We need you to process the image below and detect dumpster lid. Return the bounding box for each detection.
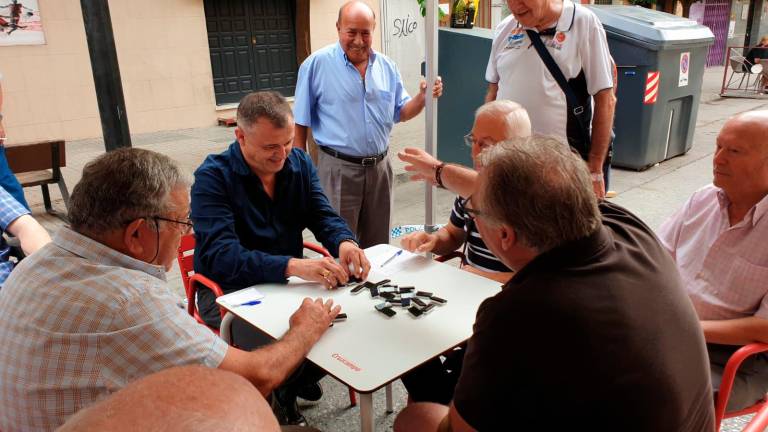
[587,5,714,48]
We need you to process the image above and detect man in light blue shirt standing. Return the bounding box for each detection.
[293,0,442,248]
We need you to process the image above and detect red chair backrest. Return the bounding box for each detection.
[176,233,217,331]
[176,233,196,302]
[302,241,332,258]
[715,342,768,430]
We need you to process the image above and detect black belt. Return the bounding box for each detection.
[319,146,387,166]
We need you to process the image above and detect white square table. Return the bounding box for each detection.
[217,244,502,432]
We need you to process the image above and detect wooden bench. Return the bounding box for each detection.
[217,117,236,127]
[4,140,69,221]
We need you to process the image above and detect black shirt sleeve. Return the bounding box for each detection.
[452,296,507,430]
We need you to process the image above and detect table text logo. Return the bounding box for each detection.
[332,353,361,372]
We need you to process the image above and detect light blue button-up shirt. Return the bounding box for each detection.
[294,42,411,157]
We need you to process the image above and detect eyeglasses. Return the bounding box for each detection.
[153,216,193,235]
[463,133,496,150]
[463,195,487,220]
[463,133,474,148]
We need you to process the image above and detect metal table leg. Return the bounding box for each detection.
[220,312,234,345]
[385,383,394,413]
[360,392,374,432]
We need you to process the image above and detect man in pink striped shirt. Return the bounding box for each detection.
[659,110,768,411]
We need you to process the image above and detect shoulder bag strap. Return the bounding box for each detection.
[525,28,593,159]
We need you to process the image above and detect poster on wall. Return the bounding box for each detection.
[0,0,45,46]
[381,0,425,97]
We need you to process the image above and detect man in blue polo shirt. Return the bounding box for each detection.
[191,91,370,426]
[293,1,442,248]
[0,185,50,286]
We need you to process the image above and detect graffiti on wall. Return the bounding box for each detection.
[392,13,418,39]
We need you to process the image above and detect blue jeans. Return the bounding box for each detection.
[0,146,28,210]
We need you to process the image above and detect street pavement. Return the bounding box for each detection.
[22,65,768,431]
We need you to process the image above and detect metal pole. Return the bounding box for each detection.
[424,0,438,234]
[81,0,131,151]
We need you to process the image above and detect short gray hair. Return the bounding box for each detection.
[475,100,531,139]
[236,91,293,130]
[68,148,191,235]
[478,136,600,252]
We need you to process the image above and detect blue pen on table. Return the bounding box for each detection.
[239,300,262,306]
[380,250,403,268]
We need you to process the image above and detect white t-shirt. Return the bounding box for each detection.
[485,0,613,143]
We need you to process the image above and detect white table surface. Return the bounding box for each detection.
[217,243,503,393]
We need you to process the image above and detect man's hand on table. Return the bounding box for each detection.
[286,257,348,289]
[289,298,341,342]
[401,231,437,253]
[339,240,371,280]
[398,147,442,186]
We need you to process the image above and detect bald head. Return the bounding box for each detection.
[57,366,280,432]
[336,1,376,67]
[721,111,768,149]
[470,100,532,169]
[713,110,768,203]
[475,100,532,140]
[337,1,376,25]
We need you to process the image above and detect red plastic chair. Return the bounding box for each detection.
[715,342,768,431]
[177,234,226,335]
[742,402,768,432]
[176,233,357,407]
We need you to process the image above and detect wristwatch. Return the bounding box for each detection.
[435,162,447,189]
[590,173,604,183]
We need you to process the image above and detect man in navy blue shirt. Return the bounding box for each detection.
[191,91,370,425]
[192,91,370,327]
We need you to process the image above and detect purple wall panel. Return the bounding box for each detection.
[701,0,732,67]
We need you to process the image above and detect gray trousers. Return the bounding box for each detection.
[709,343,768,411]
[317,150,393,248]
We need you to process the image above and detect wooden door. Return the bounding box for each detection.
[205,0,298,105]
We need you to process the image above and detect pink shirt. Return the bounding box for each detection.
[658,185,768,321]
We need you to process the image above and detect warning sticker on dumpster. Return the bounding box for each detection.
[644,71,660,104]
[679,52,690,87]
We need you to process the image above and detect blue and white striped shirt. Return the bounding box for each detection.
[450,195,511,273]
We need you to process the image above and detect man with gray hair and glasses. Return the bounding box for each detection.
[395,137,715,431]
[0,148,340,432]
[400,100,530,284]
[397,100,530,406]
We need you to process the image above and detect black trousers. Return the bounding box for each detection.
[231,317,326,398]
[400,345,466,405]
[708,343,768,411]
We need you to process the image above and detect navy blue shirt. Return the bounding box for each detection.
[191,143,356,327]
